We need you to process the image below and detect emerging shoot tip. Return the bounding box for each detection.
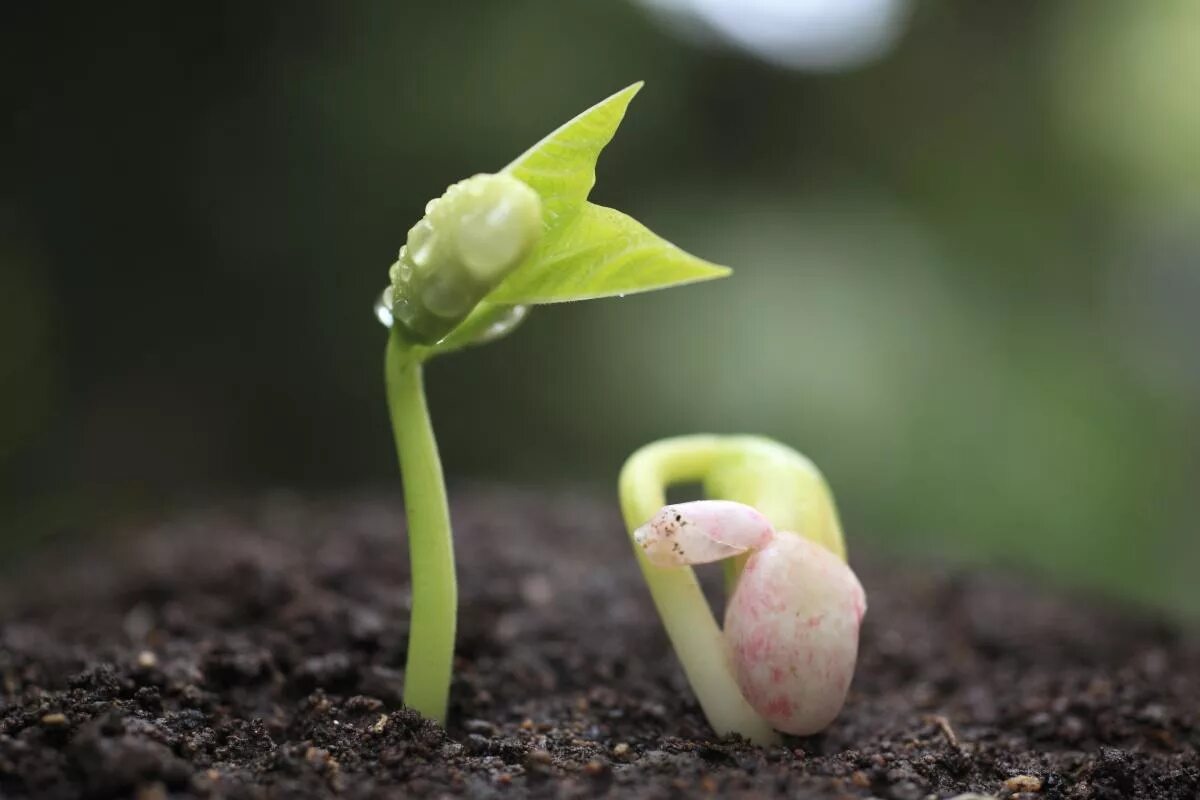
[619,436,866,739]
[388,173,542,344]
[634,500,774,567]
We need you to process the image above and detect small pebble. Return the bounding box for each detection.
[304,746,339,773]
[345,695,383,713]
[889,780,924,800]
[134,783,167,800]
[465,734,491,755]
[464,718,496,736]
[612,742,631,759]
[136,650,158,669]
[526,749,552,766]
[1003,775,1042,794]
[583,759,607,777]
[520,574,553,606]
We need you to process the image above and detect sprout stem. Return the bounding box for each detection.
[620,437,777,745]
[385,328,455,723]
[619,435,848,745]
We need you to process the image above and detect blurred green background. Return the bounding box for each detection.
[3,2,1198,615]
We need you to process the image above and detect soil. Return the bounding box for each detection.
[1,489,1197,799]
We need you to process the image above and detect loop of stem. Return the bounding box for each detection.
[618,435,846,744]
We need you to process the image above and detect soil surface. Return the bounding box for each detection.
[1,490,1197,799]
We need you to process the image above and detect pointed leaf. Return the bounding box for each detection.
[488,202,730,304]
[502,82,642,227]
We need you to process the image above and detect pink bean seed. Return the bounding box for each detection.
[724,533,866,735]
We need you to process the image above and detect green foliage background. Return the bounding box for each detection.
[3,2,1198,615]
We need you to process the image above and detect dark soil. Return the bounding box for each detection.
[1,490,1197,799]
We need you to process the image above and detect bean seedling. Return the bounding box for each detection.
[378,84,729,723]
[620,435,866,744]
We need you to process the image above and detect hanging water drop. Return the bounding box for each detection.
[374,289,395,328]
[473,305,530,344]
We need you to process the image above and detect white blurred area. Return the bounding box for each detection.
[638,0,913,71]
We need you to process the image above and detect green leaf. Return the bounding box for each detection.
[488,202,731,304]
[502,82,642,226]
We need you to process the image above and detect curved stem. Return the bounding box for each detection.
[620,437,775,744]
[386,329,455,723]
[619,435,847,744]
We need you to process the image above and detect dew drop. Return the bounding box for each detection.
[407,220,437,269]
[474,305,530,344]
[422,275,472,318]
[374,289,394,328]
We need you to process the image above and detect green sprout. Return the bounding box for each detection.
[619,435,865,744]
[379,84,730,724]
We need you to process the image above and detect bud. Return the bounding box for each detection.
[388,173,542,343]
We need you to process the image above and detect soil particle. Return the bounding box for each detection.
[1,489,1197,798]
